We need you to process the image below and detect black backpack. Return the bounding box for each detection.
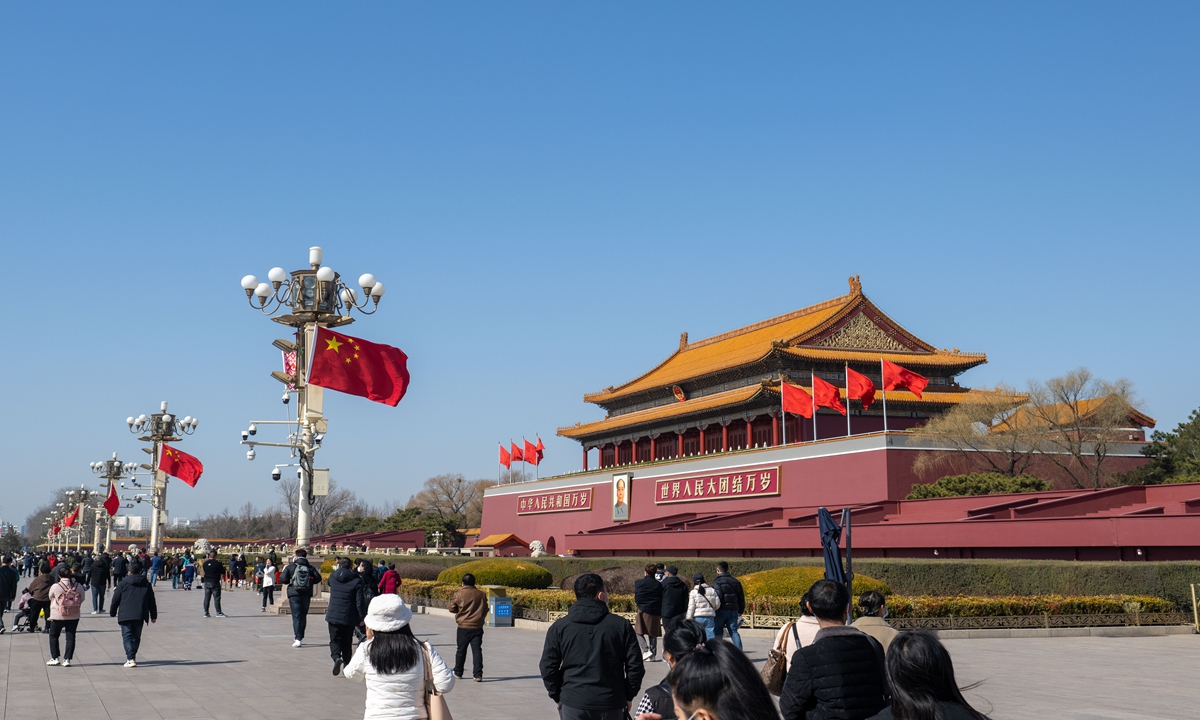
[290,563,312,590]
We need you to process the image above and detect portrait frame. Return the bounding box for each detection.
[611,472,632,522]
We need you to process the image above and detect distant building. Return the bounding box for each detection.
[170,517,191,527]
[112,516,150,532]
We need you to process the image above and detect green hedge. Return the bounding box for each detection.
[393,562,444,581]
[436,559,553,589]
[906,472,1051,499]
[739,566,890,598]
[886,594,1175,617]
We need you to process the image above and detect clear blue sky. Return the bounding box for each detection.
[3,3,1198,528]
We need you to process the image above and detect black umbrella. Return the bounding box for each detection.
[817,507,846,585]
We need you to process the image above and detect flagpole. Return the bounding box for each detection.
[881,357,888,434]
[846,362,852,438]
[781,375,787,446]
[498,442,501,485]
[812,370,818,442]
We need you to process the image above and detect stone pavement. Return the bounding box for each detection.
[0,583,1197,719]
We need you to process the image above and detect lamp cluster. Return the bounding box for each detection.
[240,246,385,320]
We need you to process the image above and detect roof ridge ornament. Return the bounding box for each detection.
[680,332,689,349]
[849,275,862,295]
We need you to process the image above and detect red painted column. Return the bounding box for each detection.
[722,425,729,452]
[651,436,657,462]
[699,428,706,455]
[772,415,779,446]
[746,420,753,448]
[677,431,685,458]
[583,447,589,471]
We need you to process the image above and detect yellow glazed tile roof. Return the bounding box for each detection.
[781,347,986,368]
[474,533,529,547]
[559,386,765,439]
[994,397,1156,432]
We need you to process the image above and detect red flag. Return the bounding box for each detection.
[499,444,511,469]
[813,375,846,415]
[511,442,524,463]
[51,522,60,535]
[524,440,538,466]
[535,437,545,463]
[308,326,410,407]
[846,367,877,410]
[62,506,79,528]
[160,444,204,487]
[104,482,120,517]
[781,382,814,418]
[882,359,929,399]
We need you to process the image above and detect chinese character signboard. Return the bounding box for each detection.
[654,466,780,505]
[517,488,593,515]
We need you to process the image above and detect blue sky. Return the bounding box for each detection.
[2,3,1197,527]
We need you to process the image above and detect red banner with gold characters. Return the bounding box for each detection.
[518,487,593,515]
[654,466,780,504]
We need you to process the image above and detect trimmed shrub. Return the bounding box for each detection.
[319,560,336,577]
[559,566,647,595]
[393,562,444,581]
[739,566,890,598]
[886,594,1175,617]
[906,473,1051,499]
[437,559,553,589]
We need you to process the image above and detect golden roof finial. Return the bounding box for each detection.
[849,275,862,294]
[680,332,689,349]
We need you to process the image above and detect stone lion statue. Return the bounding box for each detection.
[193,538,212,555]
[128,543,139,553]
[529,540,547,557]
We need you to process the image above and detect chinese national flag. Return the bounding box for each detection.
[535,437,545,463]
[51,522,60,535]
[62,506,79,528]
[846,367,877,410]
[499,444,511,469]
[104,482,120,516]
[160,444,204,487]
[308,326,411,407]
[781,382,814,418]
[524,440,538,466]
[882,359,929,399]
[813,375,846,415]
[511,442,524,463]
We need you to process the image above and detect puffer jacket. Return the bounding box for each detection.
[540,598,645,711]
[325,567,369,626]
[779,626,888,720]
[344,638,454,720]
[685,584,720,619]
[659,575,689,618]
[109,572,158,623]
[633,576,663,615]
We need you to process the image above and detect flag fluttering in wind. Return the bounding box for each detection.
[160,444,204,487]
[535,437,545,464]
[812,376,846,415]
[62,506,79,528]
[499,444,512,469]
[308,326,410,407]
[882,359,928,398]
[104,482,120,516]
[511,442,524,463]
[781,382,814,418]
[846,367,877,410]
[524,439,539,466]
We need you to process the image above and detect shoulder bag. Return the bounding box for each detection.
[421,641,454,720]
[760,621,796,696]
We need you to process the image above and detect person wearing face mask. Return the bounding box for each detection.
[851,591,898,654]
[633,619,707,719]
[665,636,780,720]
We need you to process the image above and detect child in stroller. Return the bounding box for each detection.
[9,588,35,633]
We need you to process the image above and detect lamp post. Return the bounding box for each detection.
[125,405,198,553]
[89,453,137,552]
[238,246,385,548]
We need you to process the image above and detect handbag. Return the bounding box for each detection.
[421,642,454,720]
[760,621,796,696]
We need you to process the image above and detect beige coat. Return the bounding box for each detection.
[851,616,899,653]
[772,615,821,672]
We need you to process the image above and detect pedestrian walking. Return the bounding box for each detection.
[260,557,277,611]
[659,565,688,636]
[633,619,707,719]
[26,561,54,634]
[278,548,323,647]
[685,573,721,641]
[779,580,889,720]
[326,557,369,677]
[633,564,663,662]
[540,573,645,720]
[377,563,402,595]
[852,591,899,654]
[149,552,163,586]
[88,552,111,615]
[109,559,157,668]
[111,551,128,586]
[201,551,226,617]
[0,556,18,619]
[46,571,85,666]
[448,572,487,682]
[354,559,377,643]
[182,556,196,590]
[80,552,94,586]
[344,594,455,719]
[712,561,746,650]
[866,632,991,720]
[665,635,781,720]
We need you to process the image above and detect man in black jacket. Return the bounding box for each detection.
[540,573,645,720]
[633,564,663,662]
[324,557,368,677]
[779,579,888,720]
[89,553,111,615]
[278,548,323,648]
[200,551,226,618]
[111,552,129,586]
[712,560,746,649]
[0,556,17,621]
[659,565,689,635]
[109,560,157,668]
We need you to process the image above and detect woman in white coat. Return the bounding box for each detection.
[345,594,455,720]
[684,572,721,641]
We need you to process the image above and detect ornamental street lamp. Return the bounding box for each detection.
[238,246,384,548]
[125,403,198,552]
[90,453,137,552]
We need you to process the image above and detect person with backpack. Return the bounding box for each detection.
[712,561,746,650]
[278,548,323,647]
[685,573,721,641]
[201,551,227,618]
[109,559,157,668]
[46,570,85,666]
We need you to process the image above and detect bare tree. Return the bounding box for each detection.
[310,480,359,535]
[24,487,83,545]
[911,385,1041,479]
[276,477,300,535]
[406,474,485,526]
[499,468,530,485]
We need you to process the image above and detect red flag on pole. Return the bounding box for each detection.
[882,359,929,399]
[104,482,120,516]
[813,376,846,415]
[781,382,814,418]
[308,326,411,407]
[160,444,204,487]
[62,506,79,528]
[499,444,511,469]
[535,437,545,463]
[511,442,524,463]
[51,522,60,535]
[524,439,539,466]
[846,367,877,410]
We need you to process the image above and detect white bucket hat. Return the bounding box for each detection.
[365,594,412,632]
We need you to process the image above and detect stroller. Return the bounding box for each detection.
[9,591,36,633]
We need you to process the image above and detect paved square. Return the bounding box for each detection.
[1,584,1197,719]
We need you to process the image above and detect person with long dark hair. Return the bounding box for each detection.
[867,633,990,720]
[344,594,454,719]
[666,637,780,720]
[634,619,707,720]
